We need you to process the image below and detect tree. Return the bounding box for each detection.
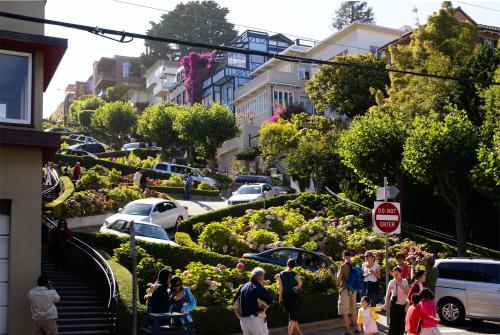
[91,101,138,141]
[68,96,104,125]
[305,54,389,117]
[106,84,141,102]
[141,0,238,67]
[78,110,94,128]
[331,1,375,30]
[173,103,239,162]
[402,109,479,256]
[136,103,186,150]
[258,120,299,166]
[268,103,306,123]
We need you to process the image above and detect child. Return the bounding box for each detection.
[408,270,426,304]
[419,288,441,335]
[357,296,383,335]
[405,293,440,335]
[395,253,410,280]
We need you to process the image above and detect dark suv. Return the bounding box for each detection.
[232,175,296,194]
[69,143,105,153]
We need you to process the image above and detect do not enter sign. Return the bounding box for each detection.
[373,201,401,234]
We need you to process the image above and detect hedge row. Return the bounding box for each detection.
[95,148,163,159]
[43,176,75,218]
[53,154,172,180]
[148,185,219,197]
[177,193,299,239]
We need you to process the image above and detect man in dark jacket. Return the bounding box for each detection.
[149,268,173,313]
[233,267,273,335]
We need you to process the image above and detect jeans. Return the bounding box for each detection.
[184,186,190,200]
[365,281,379,306]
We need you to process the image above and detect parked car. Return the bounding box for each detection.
[59,149,97,159]
[242,247,334,272]
[69,143,105,153]
[100,220,178,246]
[153,162,218,187]
[232,175,296,194]
[122,142,148,151]
[103,198,188,229]
[227,183,276,205]
[434,258,500,325]
[44,127,69,133]
[67,134,98,143]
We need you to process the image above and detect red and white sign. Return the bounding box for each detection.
[373,201,401,234]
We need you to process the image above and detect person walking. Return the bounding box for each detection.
[72,162,81,181]
[418,288,442,335]
[423,255,439,294]
[49,219,72,271]
[337,250,358,335]
[405,293,440,335]
[356,296,383,335]
[233,267,273,335]
[183,172,192,200]
[384,266,409,335]
[44,163,52,186]
[408,270,426,304]
[362,251,380,307]
[27,275,60,335]
[133,169,142,188]
[148,268,173,313]
[278,259,303,335]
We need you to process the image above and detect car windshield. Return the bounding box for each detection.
[121,203,152,216]
[123,143,137,149]
[237,186,261,195]
[134,223,169,240]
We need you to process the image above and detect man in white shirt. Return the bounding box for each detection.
[133,169,142,188]
[27,275,60,335]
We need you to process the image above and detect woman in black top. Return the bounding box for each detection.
[278,259,303,335]
[148,268,173,313]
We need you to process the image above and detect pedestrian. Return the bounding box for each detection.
[395,253,410,280]
[408,270,426,304]
[233,267,273,335]
[336,250,358,335]
[168,276,196,325]
[183,172,192,200]
[44,162,52,186]
[49,219,72,271]
[72,162,81,180]
[356,296,383,335]
[139,170,147,189]
[423,255,439,294]
[278,259,303,335]
[148,268,173,313]
[133,168,142,188]
[405,293,440,335]
[362,251,380,307]
[384,266,409,335]
[418,288,441,335]
[27,275,60,335]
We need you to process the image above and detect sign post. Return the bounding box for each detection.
[130,220,137,335]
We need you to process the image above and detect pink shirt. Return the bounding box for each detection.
[418,300,438,328]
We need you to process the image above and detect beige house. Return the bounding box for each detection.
[143,59,180,105]
[0,1,66,334]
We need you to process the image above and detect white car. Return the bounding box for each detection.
[227,183,276,206]
[103,198,188,229]
[67,134,98,143]
[100,220,178,246]
[435,258,500,325]
[153,162,218,187]
[122,142,148,150]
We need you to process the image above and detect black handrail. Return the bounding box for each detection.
[43,216,117,333]
[42,168,61,203]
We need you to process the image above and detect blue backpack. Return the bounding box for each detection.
[347,263,364,292]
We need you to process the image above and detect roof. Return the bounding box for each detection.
[129,198,172,205]
[436,258,499,264]
[0,29,67,91]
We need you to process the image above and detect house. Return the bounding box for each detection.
[217,22,405,174]
[0,1,67,333]
[143,59,179,105]
[92,55,145,96]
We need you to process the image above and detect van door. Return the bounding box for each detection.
[466,263,500,319]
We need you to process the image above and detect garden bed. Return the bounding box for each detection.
[43,176,75,218]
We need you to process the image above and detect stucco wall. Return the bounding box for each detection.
[0,1,45,35]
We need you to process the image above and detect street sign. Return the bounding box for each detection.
[376,186,399,200]
[373,201,401,234]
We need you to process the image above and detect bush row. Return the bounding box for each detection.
[177,194,299,238]
[96,148,163,159]
[53,154,171,180]
[43,176,75,218]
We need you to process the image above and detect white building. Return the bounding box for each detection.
[143,59,179,105]
[217,22,406,174]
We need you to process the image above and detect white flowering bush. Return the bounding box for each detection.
[246,229,280,252]
[198,222,245,255]
[346,228,385,253]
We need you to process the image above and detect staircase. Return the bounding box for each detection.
[41,256,114,334]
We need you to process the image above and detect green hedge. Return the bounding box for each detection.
[174,232,202,250]
[96,149,163,159]
[43,176,74,218]
[53,154,171,180]
[177,194,299,239]
[148,186,219,197]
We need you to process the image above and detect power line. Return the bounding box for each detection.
[0,11,498,86]
[455,1,500,12]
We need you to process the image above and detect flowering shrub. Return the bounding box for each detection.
[76,166,107,190]
[137,255,168,302]
[113,242,147,270]
[197,181,217,191]
[107,184,144,209]
[346,228,385,253]
[198,222,245,255]
[246,229,279,252]
[283,217,331,251]
[106,152,161,170]
[163,175,185,187]
[389,238,433,265]
[284,193,337,219]
[62,190,113,217]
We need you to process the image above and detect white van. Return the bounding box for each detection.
[152,162,218,187]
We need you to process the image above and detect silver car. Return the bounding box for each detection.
[435,258,500,325]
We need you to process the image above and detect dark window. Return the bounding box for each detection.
[301,253,322,268]
[163,202,176,211]
[269,249,298,263]
[438,262,475,281]
[171,165,186,174]
[155,163,169,171]
[473,263,500,284]
[153,203,166,213]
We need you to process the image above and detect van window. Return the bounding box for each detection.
[155,163,169,171]
[438,262,475,281]
[473,263,500,284]
[171,165,187,174]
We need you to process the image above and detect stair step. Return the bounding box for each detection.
[57,300,105,305]
[58,317,110,324]
[59,323,111,330]
[59,330,112,335]
[58,312,109,318]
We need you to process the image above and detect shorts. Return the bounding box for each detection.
[420,327,442,335]
[338,289,357,316]
[282,293,299,321]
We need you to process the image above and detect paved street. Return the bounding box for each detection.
[177,198,228,216]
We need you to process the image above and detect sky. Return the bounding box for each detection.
[41,0,500,118]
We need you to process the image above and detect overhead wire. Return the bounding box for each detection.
[0,11,498,86]
[455,1,500,12]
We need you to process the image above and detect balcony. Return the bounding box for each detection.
[235,71,304,102]
[153,80,173,98]
[94,72,116,90]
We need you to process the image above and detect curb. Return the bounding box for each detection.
[231,318,343,335]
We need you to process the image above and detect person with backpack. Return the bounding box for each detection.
[384,266,410,335]
[337,250,362,335]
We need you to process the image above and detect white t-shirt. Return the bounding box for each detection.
[387,279,409,305]
[362,262,379,282]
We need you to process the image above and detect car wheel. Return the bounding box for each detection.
[438,298,465,325]
[175,216,183,227]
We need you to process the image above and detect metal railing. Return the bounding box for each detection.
[42,168,60,203]
[43,216,117,333]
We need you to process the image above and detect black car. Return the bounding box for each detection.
[69,143,105,153]
[242,247,333,272]
[60,149,97,159]
[232,175,296,194]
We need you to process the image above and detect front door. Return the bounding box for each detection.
[466,263,500,319]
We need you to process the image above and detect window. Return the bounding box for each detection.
[123,62,131,78]
[438,262,475,281]
[155,163,169,172]
[270,249,298,263]
[171,165,187,174]
[163,202,176,211]
[473,264,500,284]
[228,52,246,68]
[298,67,310,80]
[0,50,32,125]
[153,203,166,213]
